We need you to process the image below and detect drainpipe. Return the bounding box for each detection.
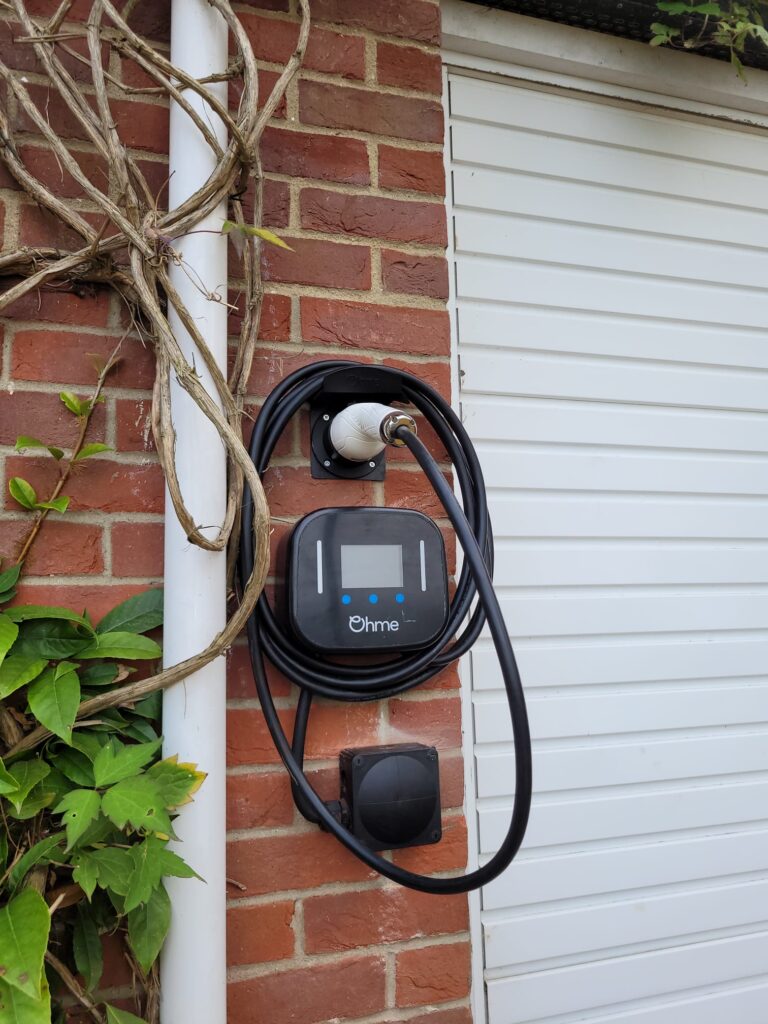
[160,3,228,1023]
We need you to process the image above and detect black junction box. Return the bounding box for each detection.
[339,743,442,852]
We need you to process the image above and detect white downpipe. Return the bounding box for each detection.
[161,3,228,1024]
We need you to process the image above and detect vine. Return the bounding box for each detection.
[651,1,768,75]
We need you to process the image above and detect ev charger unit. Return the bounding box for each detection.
[239,361,532,895]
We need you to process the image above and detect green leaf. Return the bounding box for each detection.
[0,759,15,797]
[71,732,109,762]
[0,976,50,1024]
[93,738,162,788]
[0,657,47,700]
[102,776,171,834]
[146,757,206,809]
[27,666,80,744]
[5,606,94,631]
[59,391,84,416]
[33,497,69,514]
[14,437,64,461]
[656,1,693,11]
[0,889,50,999]
[4,761,50,815]
[130,693,161,719]
[51,746,94,787]
[690,2,723,12]
[54,789,101,849]
[127,884,170,974]
[74,443,112,462]
[97,591,164,635]
[78,633,161,661]
[71,851,99,900]
[222,219,293,249]
[8,479,36,511]
[106,1006,148,1024]
[0,566,21,596]
[0,614,19,669]
[79,663,119,688]
[8,834,64,891]
[11,621,90,660]
[88,847,133,896]
[124,839,162,913]
[72,907,102,992]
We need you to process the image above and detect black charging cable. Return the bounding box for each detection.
[239,360,532,894]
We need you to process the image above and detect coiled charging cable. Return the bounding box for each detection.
[240,360,531,894]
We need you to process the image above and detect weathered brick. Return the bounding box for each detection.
[227,770,294,830]
[396,942,471,1007]
[0,390,106,446]
[262,126,369,185]
[377,42,442,94]
[12,583,148,623]
[0,282,112,327]
[310,0,440,44]
[227,901,295,965]
[379,145,446,196]
[301,298,449,356]
[300,81,443,144]
[112,521,164,577]
[304,887,467,953]
[227,703,379,766]
[262,466,376,517]
[227,831,375,896]
[261,237,370,290]
[0,520,103,576]
[12,331,155,390]
[389,696,463,749]
[393,816,468,874]
[301,189,447,246]
[383,466,450,518]
[5,457,164,515]
[228,291,292,344]
[115,398,155,454]
[228,956,386,1024]
[112,99,169,154]
[17,144,109,200]
[241,13,365,79]
[382,249,449,298]
[227,642,291,700]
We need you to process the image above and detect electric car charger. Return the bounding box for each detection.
[239,360,532,894]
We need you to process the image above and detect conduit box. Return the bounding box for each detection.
[340,744,442,851]
[288,507,449,654]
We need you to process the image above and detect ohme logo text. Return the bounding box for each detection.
[348,615,399,634]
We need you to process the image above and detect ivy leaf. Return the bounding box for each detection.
[71,732,109,762]
[73,443,113,462]
[127,884,170,974]
[106,1005,148,1024]
[124,839,163,913]
[5,606,94,632]
[14,437,64,461]
[8,479,36,511]
[97,591,164,635]
[72,907,102,992]
[0,889,50,999]
[8,834,65,891]
[52,746,95,787]
[93,738,162,788]
[0,657,48,700]
[88,847,133,896]
[79,632,161,660]
[101,776,171,834]
[27,666,80,744]
[54,789,101,849]
[221,219,293,249]
[59,391,85,416]
[33,497,70,514]
[0,613,19,669]
[5,761,50,815]
[0,976,51,1024]
[146,757,206,808]
[71,852,99,901]
[0,566,21,595]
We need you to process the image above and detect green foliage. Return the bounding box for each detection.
[0,587,205,1024]
[653,1,768,75]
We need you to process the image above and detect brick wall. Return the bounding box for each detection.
[0,1,471,1022]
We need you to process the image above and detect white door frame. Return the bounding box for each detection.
[440,5,768,1023]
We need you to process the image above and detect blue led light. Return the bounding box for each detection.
[369,594,378,604]
[342,594,351,605]
[395,593,405,604]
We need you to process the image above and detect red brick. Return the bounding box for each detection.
[381,1011,472,1024]
[111,521,164,577]
[228,956,385,1024]
[100,932,134,989]
[241,13,365,79]
[304,887,467,953]
[13,84,93,142]
[393,816,468,874]
[12,331,155,390]
[384,467,450,518]
[301,189,446,246]
[379,145,446,196]
[124,1,171,43]
[377,42,442,94]
[12,583,148,623]
[230,70,287,121]
[227,703,379,766]
[380,358,450,397]
[17,144,109,200]
[389,696,462,749]
[227,643,292,700]
[0,520,103,576]
[228,292,292,344]
[137,158,170,209]
[244,350,325,397]
[262,126,369,185]
[300,81,443,144]
[262,466,376,517]
[238,0,290,9]
[19,204,95,251]
[112,100,169,154]
[310,0,440,44]
[382,250,449,299]
[0,30,106,84]
[5,457,164,515]
[396,942,471,1007]
[227,770,294,830]
[227,900,295,965]
[0,390,106,446]
[0,282,112,327]
[261,237,370,290]
[301,298,449,357]
[227,831,375,896]
[115,398,155,454]
[440,754,466,810]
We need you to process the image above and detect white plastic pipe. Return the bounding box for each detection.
[160,4,228,1024]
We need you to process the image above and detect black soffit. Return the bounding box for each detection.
[462,0,768,72]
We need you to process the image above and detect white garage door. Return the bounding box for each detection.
[449,70,768,1023]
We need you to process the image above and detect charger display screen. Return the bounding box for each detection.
[341,544,403,589]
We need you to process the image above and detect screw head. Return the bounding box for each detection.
[430,830,441,842]
[353,756,363,767]
[323,460,331,468]
[322,413,330,421]
[369,461,376,468]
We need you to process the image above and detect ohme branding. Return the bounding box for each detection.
[348,615,400,634]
